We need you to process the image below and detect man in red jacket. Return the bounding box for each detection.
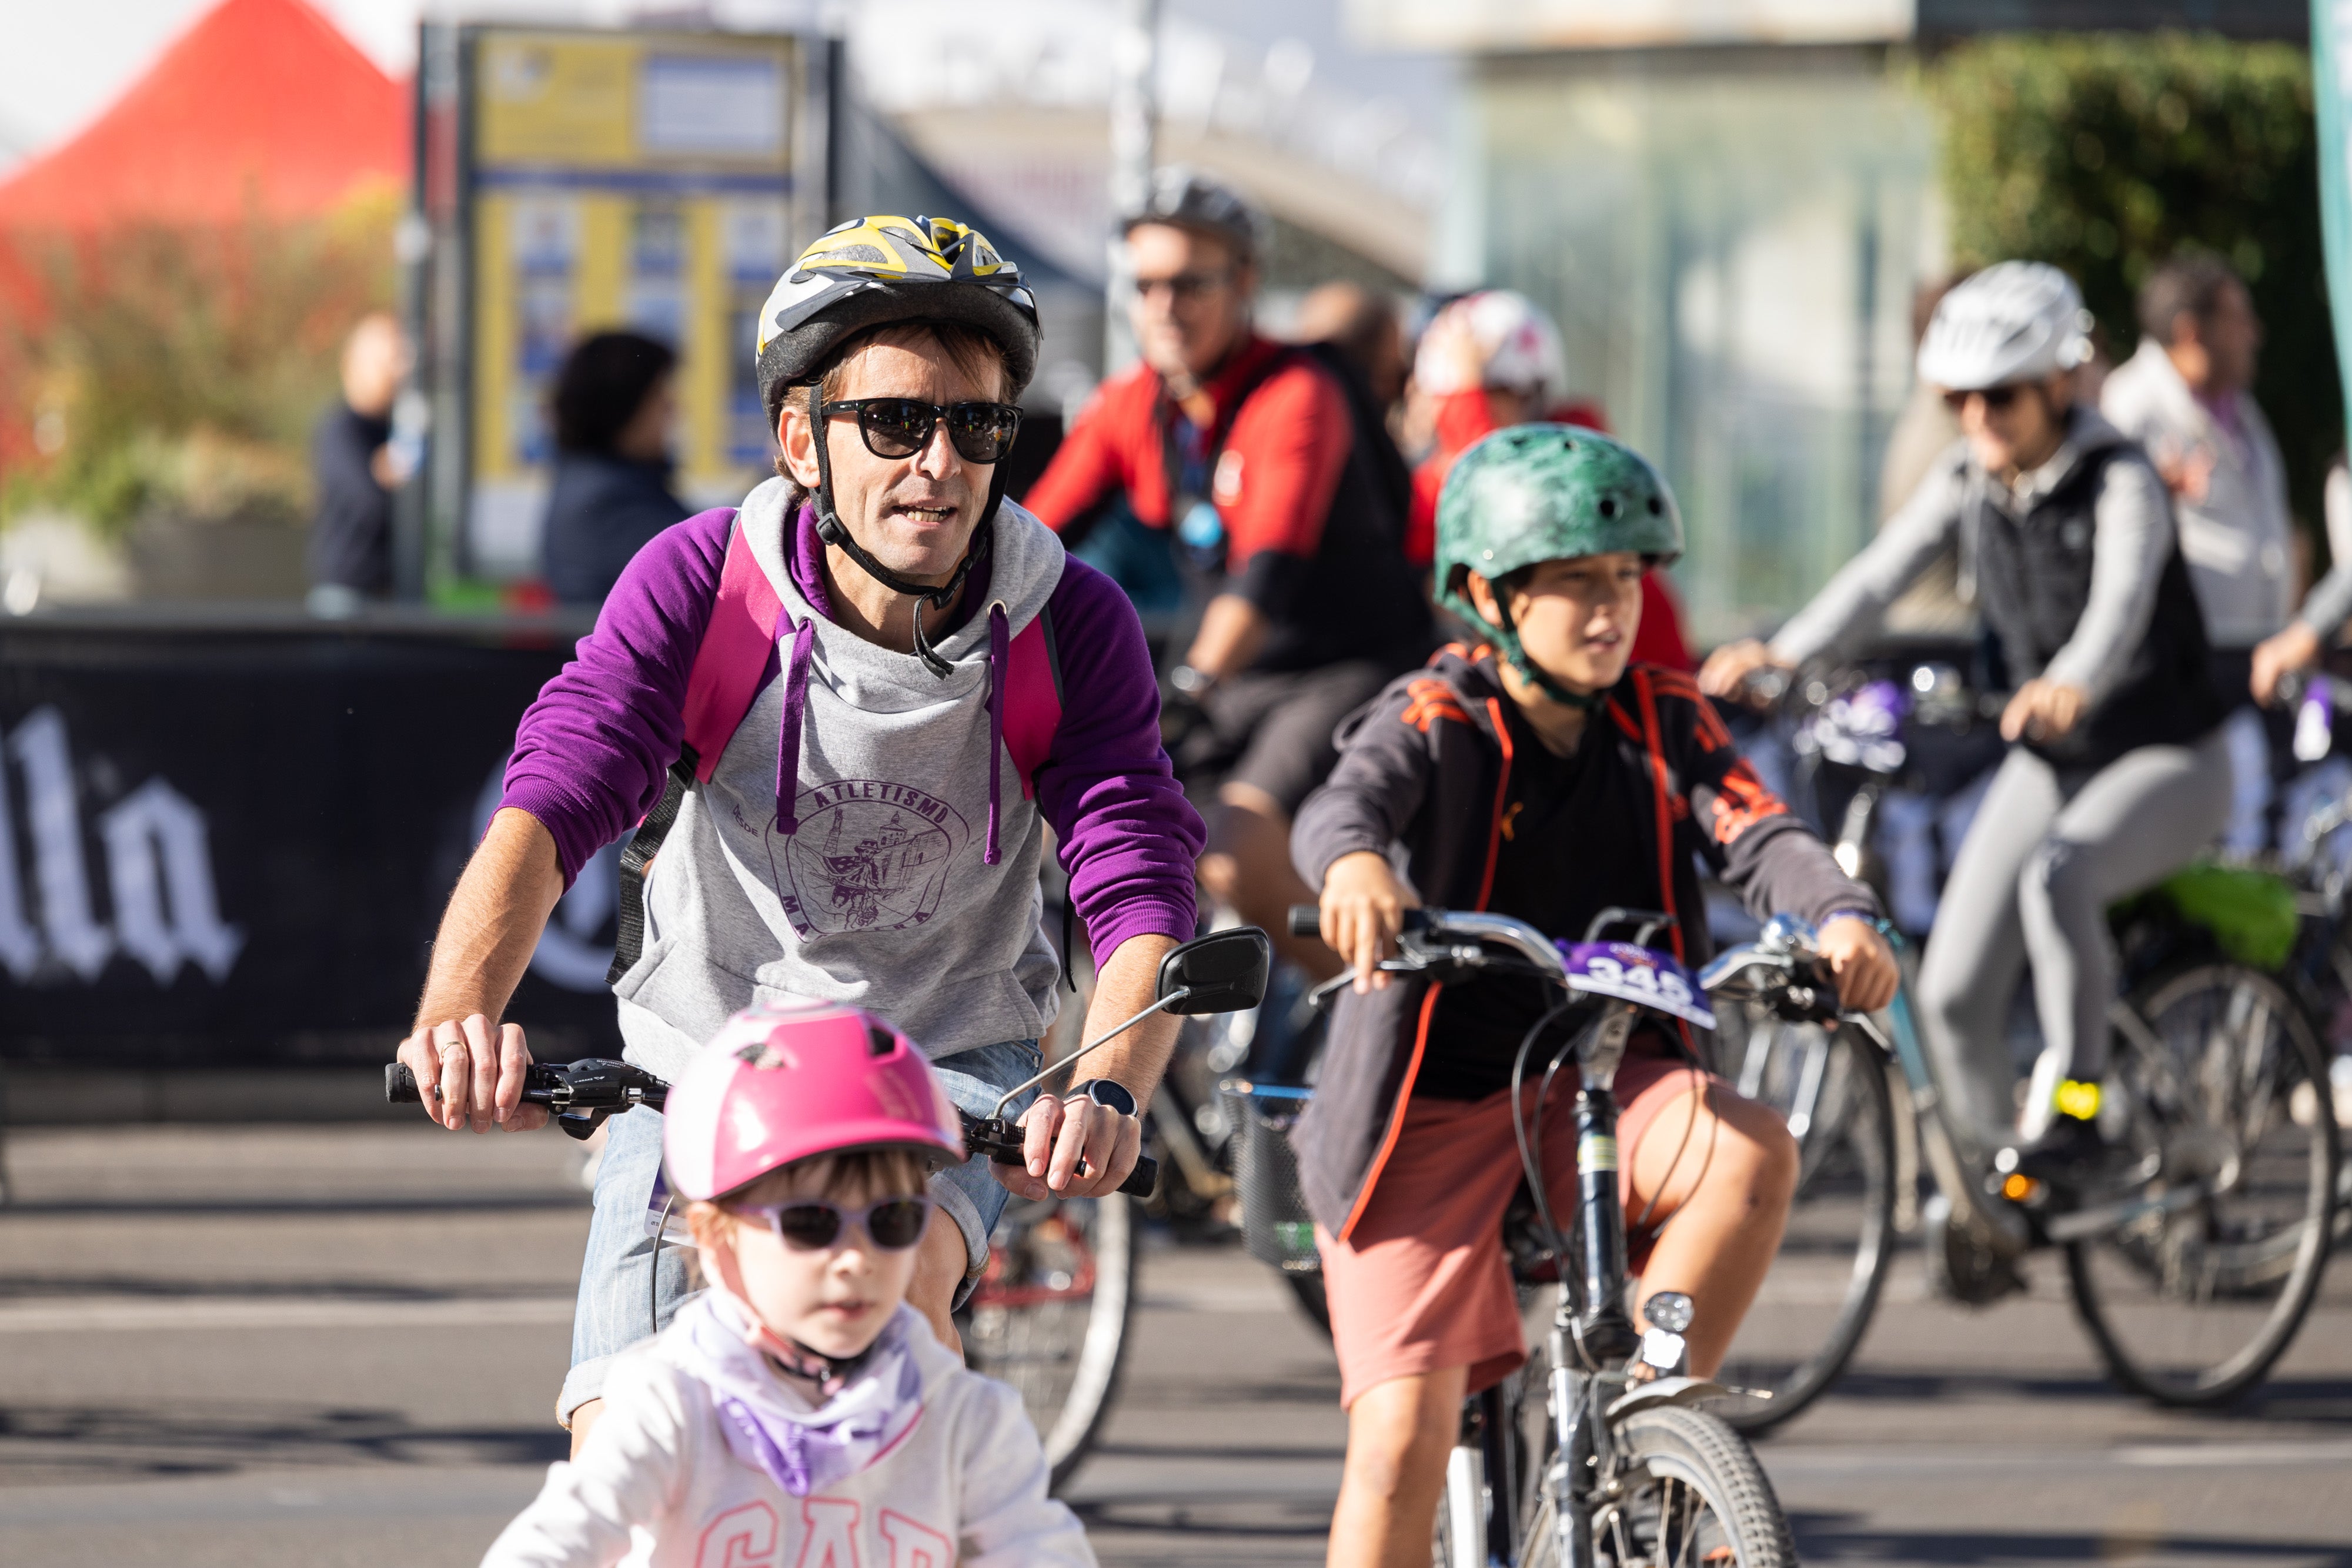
[1025,171,1431,976]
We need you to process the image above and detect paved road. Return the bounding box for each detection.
[2,1121,2348,1566]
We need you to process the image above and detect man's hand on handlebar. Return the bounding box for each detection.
[1319,851,1420,994]
[996,1092,1144,1201]
[1698,639,1787,706]
[1817,916,1898,1014]
[393,1013,549,1133]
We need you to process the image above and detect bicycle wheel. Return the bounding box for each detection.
[960,1190,1137,1490]
[1710,1012,1897,1433]
[1521,1406,1797,1568]
[2067,961,2338,1406]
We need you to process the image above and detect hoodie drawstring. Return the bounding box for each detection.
[774,617,817,834]
[984,601,1008,864]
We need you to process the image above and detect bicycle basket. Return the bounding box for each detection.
[1221,1079,1321,1273]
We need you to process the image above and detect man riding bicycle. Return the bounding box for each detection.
[1024,170,1432,979]
[396,216,1204,1449]
[1703,261,2230,1191]
[1294,427,1896,1565]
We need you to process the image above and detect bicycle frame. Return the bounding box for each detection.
[1401,908,1745,1568]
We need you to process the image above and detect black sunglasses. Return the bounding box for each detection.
[737,1195,933,1253]
[821,398,1022,465]
[1943,385,2026,413]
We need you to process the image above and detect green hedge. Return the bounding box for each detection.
[1929,33,2337,543]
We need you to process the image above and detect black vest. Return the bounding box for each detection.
[1967,437,2222,774]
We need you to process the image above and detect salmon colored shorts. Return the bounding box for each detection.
[1316,1055,1722,1408]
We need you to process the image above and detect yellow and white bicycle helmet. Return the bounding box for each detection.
[753,214,1040,426]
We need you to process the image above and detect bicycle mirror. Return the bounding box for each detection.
[1155,927,1272,1015]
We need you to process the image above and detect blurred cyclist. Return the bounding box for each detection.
[1703,263,2228,1189]
[1025,170,1431,979]
[1406,290,1692,670]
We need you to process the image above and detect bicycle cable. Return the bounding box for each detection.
[650,1191,677,1341]
[1508,996,1583,1277]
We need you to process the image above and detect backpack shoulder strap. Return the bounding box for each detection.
[609,510,776,986]
[679,511,784,782]
[1001,601,1064,799]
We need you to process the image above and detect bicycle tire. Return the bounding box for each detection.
[961,1191,1137,1492]
[1521,1405,1797,1568]
[2067,961,2338,1407]
[1712,1018,1898,1435]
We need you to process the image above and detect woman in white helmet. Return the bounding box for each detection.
[1702,261,2229,1202]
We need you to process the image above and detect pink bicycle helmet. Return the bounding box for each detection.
[663,997,965,1203]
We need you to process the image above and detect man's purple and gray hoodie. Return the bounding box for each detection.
[500,475,1203,1077]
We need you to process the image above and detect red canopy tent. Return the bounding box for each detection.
[0,0,406,231]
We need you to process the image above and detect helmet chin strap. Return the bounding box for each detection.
[1489,602,1609,712]
[807,383,1007,678]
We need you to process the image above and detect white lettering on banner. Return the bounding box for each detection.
[9,707,113,980]
[98,779,245,984]
[0,718,42,981]
[0,706,242,987]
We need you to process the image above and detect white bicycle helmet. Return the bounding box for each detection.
[1414,290,1568,405]
[1916,261,2094,392]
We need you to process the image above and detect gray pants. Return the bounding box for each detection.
[1916,733,2230,1148]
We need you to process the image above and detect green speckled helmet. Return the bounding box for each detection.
[1434,424,1682,701]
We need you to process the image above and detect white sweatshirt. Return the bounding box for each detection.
[2102,337,2293,649]
[482,1309,1094,1568]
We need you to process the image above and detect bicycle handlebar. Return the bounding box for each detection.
[386,1058,1160,1197]
[1291,902,1846,1024]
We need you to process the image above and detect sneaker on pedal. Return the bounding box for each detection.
[1997,1115,2143,1198]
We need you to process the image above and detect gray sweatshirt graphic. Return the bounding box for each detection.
[614,479,1070,1078]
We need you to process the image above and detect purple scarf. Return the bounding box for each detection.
[667,1290,926,1497]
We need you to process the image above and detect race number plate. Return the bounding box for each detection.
[1557,942,1716,1029]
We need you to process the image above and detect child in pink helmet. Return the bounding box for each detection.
[484,997,1094,1567]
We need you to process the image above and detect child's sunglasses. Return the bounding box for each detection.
[821,398,1023,464]
[738,1195,933,1252]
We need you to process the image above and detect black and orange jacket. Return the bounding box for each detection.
[1287,644,1881,1243]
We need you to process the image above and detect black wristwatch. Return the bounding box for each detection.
[1070,1078,1138,1118]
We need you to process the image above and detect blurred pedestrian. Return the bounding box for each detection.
[1405,289,1690,668]
[540,330,689,606]
[305,312,409,610]
[2103,253,2290,851]
[1293,280,1408,409]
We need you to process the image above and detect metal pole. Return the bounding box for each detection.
[1104,0,1160,375]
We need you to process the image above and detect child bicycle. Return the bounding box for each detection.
[1259,902,1848,1567]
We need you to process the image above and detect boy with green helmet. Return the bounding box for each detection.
[1288,424,1897,1561]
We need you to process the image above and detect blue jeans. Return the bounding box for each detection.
[557,1038,1041,1424]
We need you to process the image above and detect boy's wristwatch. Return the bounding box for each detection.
[1070,1079,1138,1118]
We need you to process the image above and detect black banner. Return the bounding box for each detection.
[0,613,624,1066]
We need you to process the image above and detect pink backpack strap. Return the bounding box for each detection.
[679,512,785,781]
[1002,606,1064,799]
